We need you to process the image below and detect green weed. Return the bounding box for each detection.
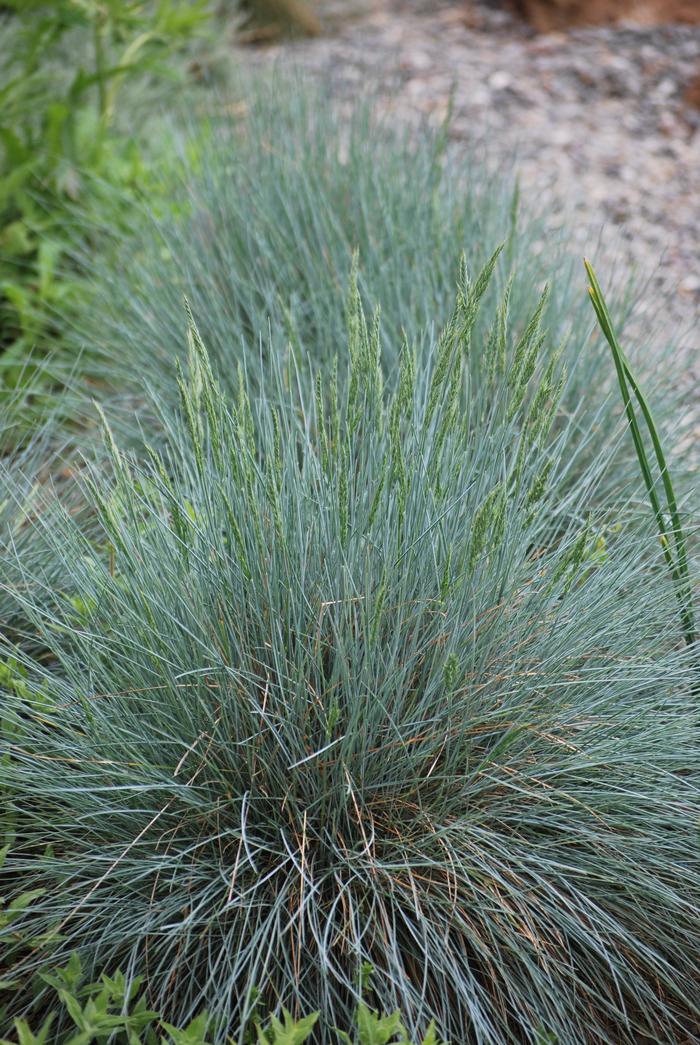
[585,259,696,648]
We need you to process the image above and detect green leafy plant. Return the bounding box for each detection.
[0,0,210,380]
[1,952,157,1044]
[2,268,700,1043]
[337,1004,441,1045]
[0,951,448,1044]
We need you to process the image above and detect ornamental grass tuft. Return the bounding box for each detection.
[2,264,700,1044]
[67,80,693,505]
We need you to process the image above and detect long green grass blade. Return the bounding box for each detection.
[584,259,695,647]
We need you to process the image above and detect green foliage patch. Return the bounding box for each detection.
[0,950,443,1045]
[0,0,210,385]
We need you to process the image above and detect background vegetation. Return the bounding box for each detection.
[0,0,212,396]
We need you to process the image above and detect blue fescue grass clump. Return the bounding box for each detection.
[72,82,521,392]
[60,78,698,536]
[3,261,700,1044]
[68,80,691,496]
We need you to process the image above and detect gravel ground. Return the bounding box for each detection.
[241,0,700,380]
